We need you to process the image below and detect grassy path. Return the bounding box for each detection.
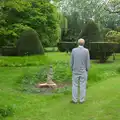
[47,77,120,120]
[40,76,120,120]
[0,68,119,120]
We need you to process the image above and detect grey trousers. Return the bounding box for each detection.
[72,72,87,102]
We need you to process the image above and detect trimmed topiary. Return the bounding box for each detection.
[16,28,44,56]
[57,42,77,52]
[57,40,119,63]
[79,20,102,48]
[89,42,119,63]
[1,46,17,56]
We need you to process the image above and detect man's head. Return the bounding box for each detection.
[78,38,85,46]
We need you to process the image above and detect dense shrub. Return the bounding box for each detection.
[105,30,120,43]
[57,42,77,52]
[105,30,120,53]
[115,26,120,32]
[0,24,31,47]
[57,41,118,62]
[61,29,79,42]
[89,42,119,62]
[0,105,14,118]
[1,46,17,56]
[89,42,118,52]
[79,20,102,48]
[116,65,120,73]
[61,12,85,42]
[16,28,44,56]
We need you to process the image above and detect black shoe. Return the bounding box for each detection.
[70,100,77,104]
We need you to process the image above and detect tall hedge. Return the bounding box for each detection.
[57,42,77,52]
[16,28,44,56]
[89,42,118,62]
[79,20,102,48]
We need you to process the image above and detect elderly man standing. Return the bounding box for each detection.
[70,38,90,104]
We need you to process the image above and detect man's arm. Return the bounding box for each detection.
[70,50,74,71]
[86,50,90,71]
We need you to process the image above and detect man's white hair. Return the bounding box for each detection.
[78,38,85,46]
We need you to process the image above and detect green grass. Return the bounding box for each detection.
[0,52,69,67]
[0,52,120,120]
[44,47,58,52]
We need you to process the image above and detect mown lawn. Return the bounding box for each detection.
[0,52,120,120]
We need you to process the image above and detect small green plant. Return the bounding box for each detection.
[0,105,14,118]
[56,86,71,95]
[116,66,120,73]
[16,66,49,92]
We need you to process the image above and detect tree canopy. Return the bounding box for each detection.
[0,0,61,47]
[58,0,120,29]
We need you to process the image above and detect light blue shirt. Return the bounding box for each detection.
[70,46,90,74]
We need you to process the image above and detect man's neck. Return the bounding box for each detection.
[79,45,84,47]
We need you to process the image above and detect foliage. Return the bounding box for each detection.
[16,28,44,56]
[105,30,120,43]
[61,12,85,42]
[57,40,118,63]
[80,20,102,48]
[0,105,14,118]
[59,0,120,27]
[58,0,120,40]
[61,19,102,43]
[61,29,79,42]
[106,0,120,14]
[60,12,85,42]
[57,42,77,52]
[89,42,118,52]
[0,0,60,47]
[59,13,68,41]
[89,42,118,62]
[105,30,120,53]
[0,24,31,47]
[59,0,106,21]
[1,46,17,56]
[115,26,120,32]
[101,28,111,40]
